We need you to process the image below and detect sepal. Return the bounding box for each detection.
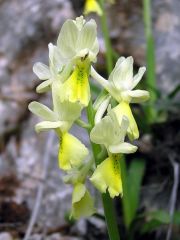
[109,142,138,154]
[124,90,150,103]
[33,62,51,80]
[132,67,146,89]
[94,95,111,124]
[110,57,133,91]
[36,79,52,93]
[28,101,57,121]
[35,121,67,133]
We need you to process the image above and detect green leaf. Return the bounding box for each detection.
[173,212,180,224]
[140,210,168,234]
[147,210,170,224]
[120,158,145,228]
[128,159,145,223]
[141,219,164,233]
[168,84,180,99]
[140,210,180,234]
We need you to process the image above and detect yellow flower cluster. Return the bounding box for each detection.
[29,16,149,219]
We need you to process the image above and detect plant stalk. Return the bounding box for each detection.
[143,0,157,123]
[87,2,120,239]
[99,0,113,74]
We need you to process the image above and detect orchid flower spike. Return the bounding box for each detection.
[84,0,103,16]
[57,16,99,106]
[91,56,150,140]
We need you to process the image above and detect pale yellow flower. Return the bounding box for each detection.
[91,56,150,140]
[84,0,103,16]
[90,155,122,198]
[71,182,95,219]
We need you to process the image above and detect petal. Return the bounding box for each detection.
[77,19,97,54]
[109,57,125,82]
[113,101,139,141]
[91,38,99,59]
[111,57,134,91]
[58,132,88,171]
[128,90,150,103]
[118,115,129,142]
[90,156,123,198]
[28,101,57,121]
[91,66,110,90]
[35,121,66,133]
[84,0,103,16]
[36,79,52,93]
[71,183,95,219]
[33,62,51,80]
[57,20,78,59]
[94,95,111,124]
[58,63,90,106]
[132,67,146,89]
[48,43,64,73]
[109,142,138,154]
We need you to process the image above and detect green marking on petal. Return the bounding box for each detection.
[58,132,88,171]
[59,62,90,106]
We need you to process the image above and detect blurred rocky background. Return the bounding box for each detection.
[0,0,180,239]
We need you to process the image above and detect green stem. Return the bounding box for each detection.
[75,118,91,130]
[143,0,157,123]
[99,0,113,74]
[87,100,120,240]
[87,2,120,239]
